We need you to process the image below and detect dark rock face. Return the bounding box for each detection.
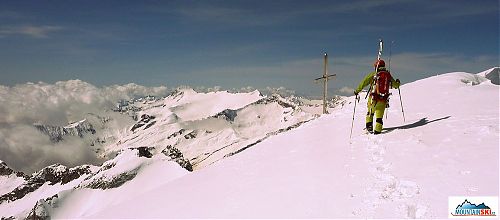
[0,161,14,176]
[0,164,92,205]
[135,147,154,158]
[25,196,55,220]
[114,96,161,122]
[214,109,238,122]
[167,129,185,139]
[33,125,66,142]
[0,181,44,205]
[34,120,96,143]
[143,121,157,129]
[254,95,296,109]
[81,147,155,190]
[486,67,499,85]
[34,165,69,185]
[61,166,94,185]
[131,114,156,132]
[86,168,139,190]
[184,131,197,139]
[162,145,193,172]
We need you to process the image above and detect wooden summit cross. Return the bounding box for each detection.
[314,52,336,114]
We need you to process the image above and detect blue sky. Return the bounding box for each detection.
[0,0,498,96]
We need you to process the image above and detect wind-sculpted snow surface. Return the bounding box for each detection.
[47,68,497,219]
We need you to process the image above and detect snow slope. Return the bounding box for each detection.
[48,69,498,218]
[52,150,188,218]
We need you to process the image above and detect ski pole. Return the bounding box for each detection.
[388,40,394,71]
[398,87,406,122]
[385,103,388,119]
[387,40,394,121]
[349,95,358,140]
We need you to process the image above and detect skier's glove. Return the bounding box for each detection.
[354,90,359,96]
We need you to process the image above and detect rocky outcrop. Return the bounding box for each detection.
[131,114,156,132]
[0,164,92,204]
[34,119,96,143]
[0,161,14,176]
[254,95,296,109]
[214,109,238,122]
[134,147,154,158]
[25,197,54,220]
[485,67,499,85]
[162,146,193,172]
[80,147,152,190]
[167,129,186,139]
[183,131,197,139]
[86,168,139,190]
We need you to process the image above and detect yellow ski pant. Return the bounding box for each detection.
[366,98,386,133]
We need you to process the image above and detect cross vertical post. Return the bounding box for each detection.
[314,52,336,114]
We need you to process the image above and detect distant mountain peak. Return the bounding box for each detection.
[34,118,96,142]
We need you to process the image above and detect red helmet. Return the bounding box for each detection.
[373,59,385,68]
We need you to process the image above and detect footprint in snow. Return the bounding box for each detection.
[376,162,391,172]
[401,203,429,219]
[381,179,420,200]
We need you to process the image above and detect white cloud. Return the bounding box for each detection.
[338,86,354,95]
[0,80,169,173]
[0,124,102,174]
[0,80,169,125]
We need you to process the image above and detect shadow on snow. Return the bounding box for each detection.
[383,116,451,133]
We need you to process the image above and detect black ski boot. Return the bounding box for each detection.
[366,122,373,133]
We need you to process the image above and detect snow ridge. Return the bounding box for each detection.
[0,163,92,205]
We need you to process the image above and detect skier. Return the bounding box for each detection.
[354,59,400,134]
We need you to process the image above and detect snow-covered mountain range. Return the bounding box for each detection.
[0,67,498,219]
